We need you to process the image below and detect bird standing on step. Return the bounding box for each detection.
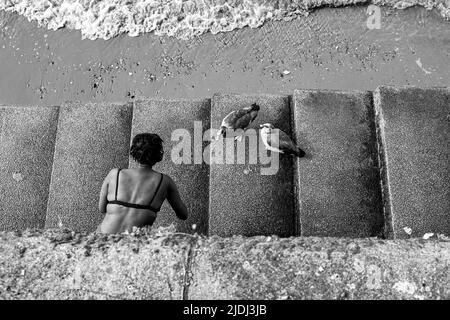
[260,123,306,157]
[215,103,260,141]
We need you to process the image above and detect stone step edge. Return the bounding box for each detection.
[1,228,449,300]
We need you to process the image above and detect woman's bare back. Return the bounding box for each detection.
[98,167,188,234]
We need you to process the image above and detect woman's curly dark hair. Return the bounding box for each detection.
[130,133,164,166]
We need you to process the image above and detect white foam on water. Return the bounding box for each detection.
[0,0,448,40]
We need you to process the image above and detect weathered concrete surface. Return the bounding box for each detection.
[45,102,133,232]
[292,90,384,237]
[0,106,59,231]
[188,235,450,300]
[209,94,296,237]
[0,228,190,299]
[130,99,210,235]
[374,86,450,239]
[0,229,449,300]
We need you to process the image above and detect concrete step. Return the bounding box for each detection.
[292,90,384,237]
[375,86,450,239]
[45,102,133,232]
[1,87,448,239]
[0,106,59,231]
[130,99,210,235]
[208,93,296,237]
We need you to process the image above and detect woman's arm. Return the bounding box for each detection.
[99,169,113,213]
[166,176,189,220]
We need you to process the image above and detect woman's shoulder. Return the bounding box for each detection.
[153,171,169,182]
[101,168,120,184]
[155,172,174,185]
[123,168,169,181]
[106,168,121,178]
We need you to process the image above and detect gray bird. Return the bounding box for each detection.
[260,123,305,157]
[215,103,260,141]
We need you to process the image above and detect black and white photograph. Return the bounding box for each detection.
[0,0,449,308]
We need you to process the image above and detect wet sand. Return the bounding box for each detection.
[0,5,449,107]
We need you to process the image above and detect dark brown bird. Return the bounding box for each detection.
[215,103,260,141]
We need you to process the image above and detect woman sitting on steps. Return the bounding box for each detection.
[98,133,188,234]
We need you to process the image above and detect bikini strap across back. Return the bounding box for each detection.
[114,168,122,201]
[148,173,164,206]
[108,169,164,212]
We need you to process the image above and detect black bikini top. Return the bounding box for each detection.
[107,169,164,213]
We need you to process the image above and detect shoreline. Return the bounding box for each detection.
[1,5,449,107]
[0,0,449,41]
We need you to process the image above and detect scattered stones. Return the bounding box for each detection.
[403,227,413,235]
[12,173,23,182]
[423,233,434,240]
